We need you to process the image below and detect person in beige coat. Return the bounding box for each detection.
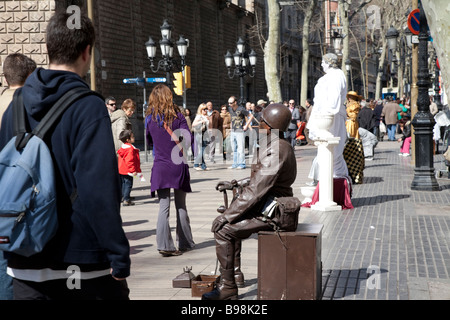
[381,96,402,141]
[111,99,135,153]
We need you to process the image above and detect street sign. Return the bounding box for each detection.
[123,77,146,86]
[123,77,167,85]
[146,77,167,83]
[408,9,420,35]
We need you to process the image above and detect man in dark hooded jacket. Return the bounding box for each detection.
[0,11,130,300]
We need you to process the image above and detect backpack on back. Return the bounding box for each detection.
[0,87,98,257]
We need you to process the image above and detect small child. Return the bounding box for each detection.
[118,130,142,206]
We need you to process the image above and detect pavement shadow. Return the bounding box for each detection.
[361,176,384,184]
[122,219,149,227]
[364,163,394,169]
[130,244,153,255]
[321,267,388,299]
[351,194,410,208]
[126,229,155,241]
[191,238,216,250]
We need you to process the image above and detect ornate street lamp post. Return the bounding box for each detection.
[410,5,439,191]
[145,19,189,87]
[224,37,257,106]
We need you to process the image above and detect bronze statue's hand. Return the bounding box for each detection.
[211,215,228,233]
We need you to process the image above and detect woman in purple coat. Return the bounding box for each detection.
[145,84,195,256]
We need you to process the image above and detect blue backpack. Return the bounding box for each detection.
[0,87,98,257]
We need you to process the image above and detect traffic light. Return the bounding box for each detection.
[173,72,183,96]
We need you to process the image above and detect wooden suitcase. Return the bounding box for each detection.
[257,224,323,300]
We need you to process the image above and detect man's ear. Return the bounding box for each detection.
[81,45,92,63]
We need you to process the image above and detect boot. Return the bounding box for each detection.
[234,240,245,288]
[202,268,238,300]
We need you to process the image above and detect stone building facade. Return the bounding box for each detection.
[0,0,267,143]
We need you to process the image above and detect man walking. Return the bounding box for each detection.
[0,11,130,300]
[286,99,300,148]
[227,96,253,169]
[381,96,402,141]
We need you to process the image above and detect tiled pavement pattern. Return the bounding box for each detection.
[122,138,450,300]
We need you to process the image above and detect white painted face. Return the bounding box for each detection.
[321,60,330,73]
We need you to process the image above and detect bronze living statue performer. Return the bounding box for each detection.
[202,103,299,300]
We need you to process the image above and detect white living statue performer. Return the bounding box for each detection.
[307,53,350,183]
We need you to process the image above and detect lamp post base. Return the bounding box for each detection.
[411,168,440,191]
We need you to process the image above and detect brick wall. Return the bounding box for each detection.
[0,0,55,86]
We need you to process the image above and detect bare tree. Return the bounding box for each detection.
[367,0,409,99]
[299,0,319,107]
[264,0,282,102]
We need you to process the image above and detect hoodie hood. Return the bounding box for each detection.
[22,68,90,119]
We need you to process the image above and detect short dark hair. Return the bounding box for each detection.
[119,130,133,143]
[105,96,116,104]
[46,11,95,65]
[3,53,36,86]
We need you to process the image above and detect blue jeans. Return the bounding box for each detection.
[193,132,207,169]
[230,131,245,168]
[0,254,13,300]
[387,124,396,141]
[121,175,133,201]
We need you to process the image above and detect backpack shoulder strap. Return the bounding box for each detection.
[15,87,102,150]
[12,89,27,148]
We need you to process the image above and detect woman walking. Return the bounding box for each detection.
[145,84,195,256]
[191,103,210,171]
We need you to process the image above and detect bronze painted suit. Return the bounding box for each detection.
[214,135,297,270]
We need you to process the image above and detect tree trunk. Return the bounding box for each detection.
[300,0,318,107]
[264,0,282,103]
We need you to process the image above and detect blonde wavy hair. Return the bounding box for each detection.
[145,84,180,127]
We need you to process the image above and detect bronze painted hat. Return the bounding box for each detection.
[347,91,363,101]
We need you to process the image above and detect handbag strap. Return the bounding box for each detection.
[163,122,182,151]
[163,122,187,162]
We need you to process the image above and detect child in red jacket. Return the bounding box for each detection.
[118,130,142,206]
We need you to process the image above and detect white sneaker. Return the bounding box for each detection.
[402,153,410,157]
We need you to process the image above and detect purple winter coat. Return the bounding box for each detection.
[145,112,192,193]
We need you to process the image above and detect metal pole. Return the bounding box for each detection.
[182,65,187,109]
[410,2,439,191]
[143,71,148,162]
[239,74,245,107]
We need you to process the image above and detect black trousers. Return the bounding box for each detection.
[13,275,129,300]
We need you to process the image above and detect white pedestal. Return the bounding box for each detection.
[311,136,342,212]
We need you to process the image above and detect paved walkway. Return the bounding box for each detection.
[122,138,450,300]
